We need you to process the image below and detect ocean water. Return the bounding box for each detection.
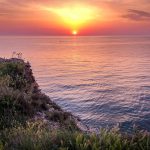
[0,36,150,131]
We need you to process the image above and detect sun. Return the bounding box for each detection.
[72,30,78,35]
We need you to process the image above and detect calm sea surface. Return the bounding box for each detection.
[0,36,150,131]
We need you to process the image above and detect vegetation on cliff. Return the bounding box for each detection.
[0,58,149,150]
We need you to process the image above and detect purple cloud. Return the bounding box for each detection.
[122,9,150,21]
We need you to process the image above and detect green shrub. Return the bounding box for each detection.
[0,62,24,77]
[0,87,28,129]
[1,124,149,150]
[0,62,27,90]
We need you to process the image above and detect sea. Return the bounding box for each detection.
[0,36,150,132]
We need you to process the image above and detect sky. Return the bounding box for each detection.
[0,0,150,35]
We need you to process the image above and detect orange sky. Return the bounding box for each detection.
[0,0,150,35]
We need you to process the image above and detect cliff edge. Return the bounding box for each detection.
[0,58,149,150]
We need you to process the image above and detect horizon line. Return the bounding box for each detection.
[0,34,150,37]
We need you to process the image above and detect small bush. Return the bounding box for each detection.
[1,123,149,150]
[0,62,27,90]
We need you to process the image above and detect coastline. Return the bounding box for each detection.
[0,58,149,150]
[0,58,90,132]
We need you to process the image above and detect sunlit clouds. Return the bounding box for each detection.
[42,5,98,31]
[0,0,150,35]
